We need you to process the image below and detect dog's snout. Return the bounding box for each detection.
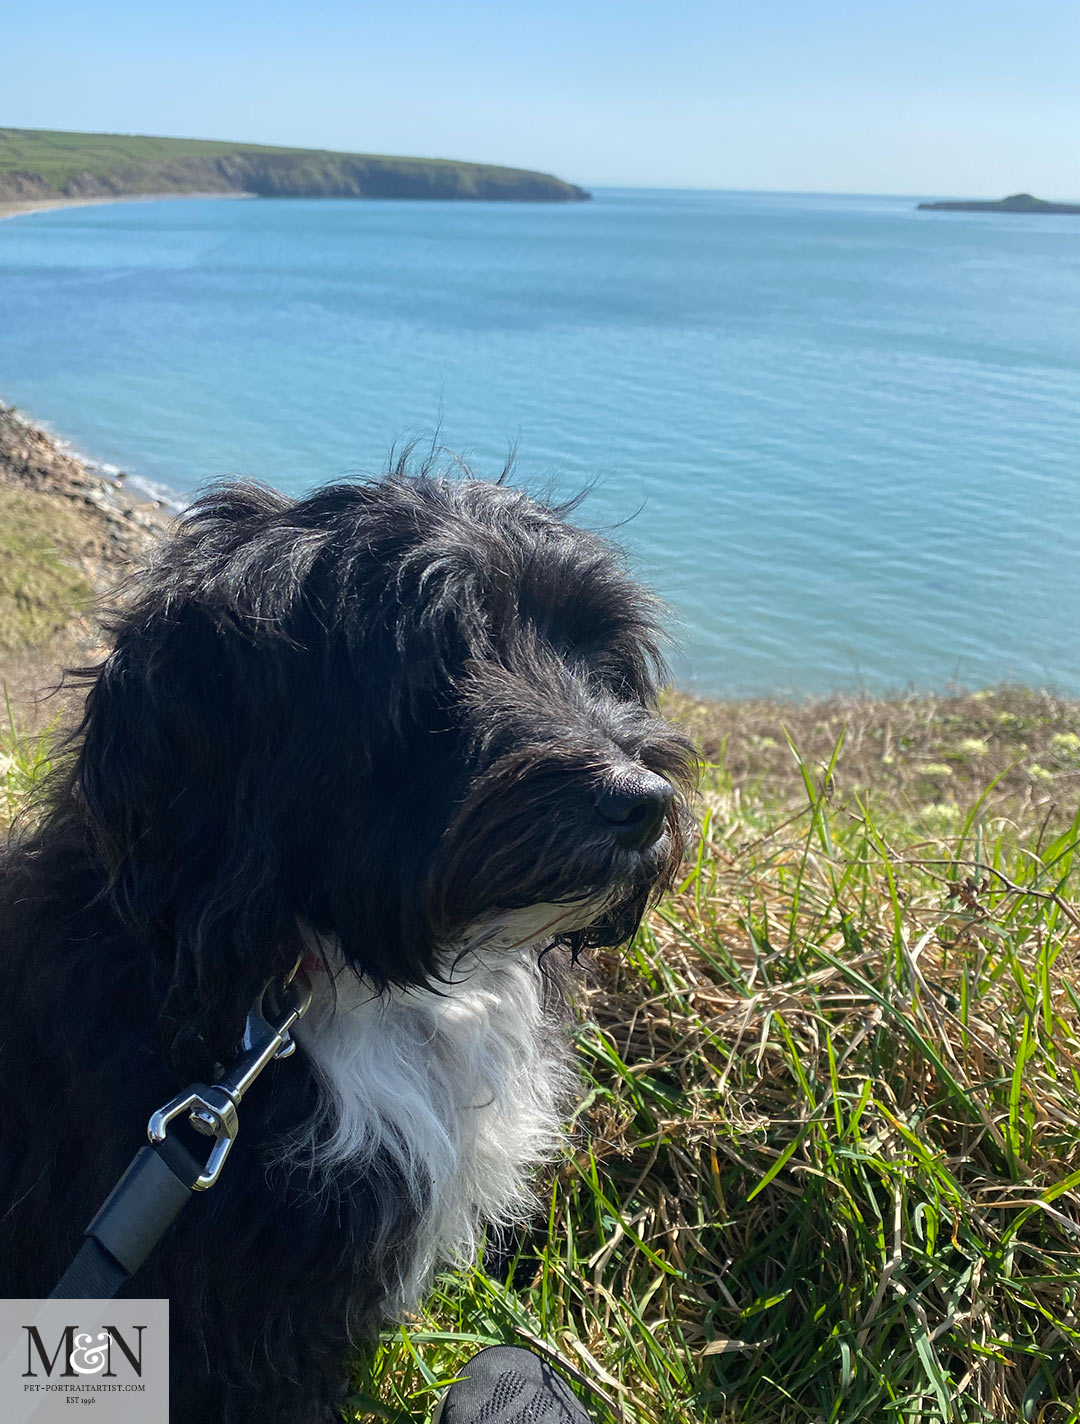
[594,770,674,852]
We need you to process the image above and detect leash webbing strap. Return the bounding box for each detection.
[48,1235,128,1300]
[49,1136,205,1300]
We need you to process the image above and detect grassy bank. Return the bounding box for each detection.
[341,696,1080,1424]
[0,486,91,652]
[4,689,1079,1422]
[0,402,171,719]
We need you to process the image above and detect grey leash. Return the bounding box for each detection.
[49,965,313,1300]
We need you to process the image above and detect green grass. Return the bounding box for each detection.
[347,723,1080,1423]
[4,697,1079,1422]
[1,690,54,823]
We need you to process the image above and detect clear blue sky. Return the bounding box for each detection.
[6,0,1079,196]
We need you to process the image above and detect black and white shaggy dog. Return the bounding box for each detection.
[0,471,695,1424]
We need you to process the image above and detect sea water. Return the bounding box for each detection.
[1,189,1077,696]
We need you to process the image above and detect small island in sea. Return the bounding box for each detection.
[0,125,589,205]
[918,191,1080,214]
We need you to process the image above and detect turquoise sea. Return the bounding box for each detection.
[1,189,1078,696]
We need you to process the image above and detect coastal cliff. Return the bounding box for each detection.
[0,127,590,204]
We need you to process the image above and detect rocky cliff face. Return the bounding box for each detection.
[0,152,589,203]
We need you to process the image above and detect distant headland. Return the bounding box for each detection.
[0,126,589,204]
[918,192,1080,215]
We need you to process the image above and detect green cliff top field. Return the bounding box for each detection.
[0,126,588,201]
[0,126,309,184]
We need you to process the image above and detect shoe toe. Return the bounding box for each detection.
[435,1345,590,1423]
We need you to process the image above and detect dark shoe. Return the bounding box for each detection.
[432,1345,592,1423]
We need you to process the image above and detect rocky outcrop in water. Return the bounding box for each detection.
[918,192,1080,214]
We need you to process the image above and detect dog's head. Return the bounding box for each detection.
[73,473,696,1074]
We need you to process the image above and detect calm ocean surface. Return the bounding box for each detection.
[1,189,1078,696]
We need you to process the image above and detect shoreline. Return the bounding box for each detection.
[0,192,253,223]
[0,399,174,544]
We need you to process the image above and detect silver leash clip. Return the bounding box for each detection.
[147,962,314,1190]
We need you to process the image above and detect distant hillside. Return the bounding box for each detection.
[918,192,1080,215]
[0,126,589,203]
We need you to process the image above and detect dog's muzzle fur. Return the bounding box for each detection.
[0,471,695,1424]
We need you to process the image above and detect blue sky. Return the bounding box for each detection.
[6,1,1079,196]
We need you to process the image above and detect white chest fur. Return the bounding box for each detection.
[291,935,577,1312]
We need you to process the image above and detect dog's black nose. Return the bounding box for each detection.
[595,771,674,852]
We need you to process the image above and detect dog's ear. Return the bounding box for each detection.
[77,599,302,1080]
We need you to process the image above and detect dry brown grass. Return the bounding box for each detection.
[668,685,1080,831]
